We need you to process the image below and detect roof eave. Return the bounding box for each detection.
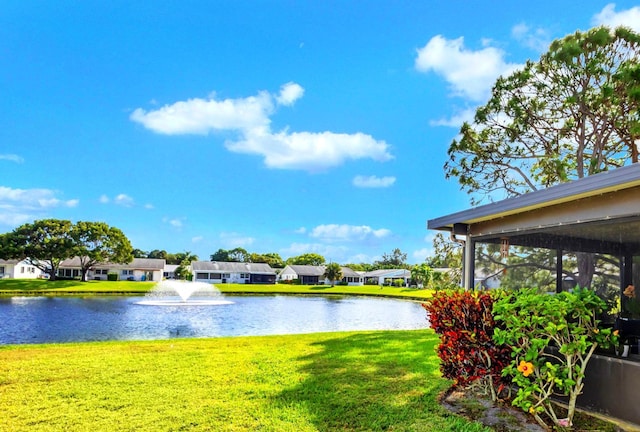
[428,164,640,231]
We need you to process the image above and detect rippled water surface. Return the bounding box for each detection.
[0,295,428,344]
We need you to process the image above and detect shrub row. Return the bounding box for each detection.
[422,291,510,400]
[423,288,618,429]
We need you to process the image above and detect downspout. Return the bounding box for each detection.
[450,229,473,290]
[450,230,465,289]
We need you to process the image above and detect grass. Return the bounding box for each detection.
[0,279,434,300]
[219,282,434,299]
[0,279,155,293]
[0,330,490,432]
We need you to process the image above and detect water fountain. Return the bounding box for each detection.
[136,280,234,306]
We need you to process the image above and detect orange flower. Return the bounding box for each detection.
[624,285,635,299]
[517,360,535,377]
[593,328,600,334]
[613,330,619,337]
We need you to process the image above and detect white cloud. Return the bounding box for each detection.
[295,227,307,234]
[0,154,24,163]
[412,248,433,263]
[0,187,77,208]
[345,253,379,264]
[309,224,391,242]
[413,233,438,263]
[101,194,147,208]
[281,242,348,260]
[130,90,273,135]
[162,216,185,229]
[192,236,204,243]
[114,194,134,207]
[415,35,523,102]
[131,83,393,172]
[38,198,64,208]
[352,175,396,188]
[0,186,79,227]
[276,82,304,106]
[220,232,255,248]
[511,22,551,52]
[0,212,32,226]
[429,107,476,127]
[228,129,392,171]
[592,4,640,31]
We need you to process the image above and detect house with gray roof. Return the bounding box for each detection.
[340,266,364,285]
[279,265,325,284]
[163,264,179,280]
[58,257,166,281]
[0,259,43,279]
[191,261,276,284]
[363,269,411,286]
[279,265,364,285]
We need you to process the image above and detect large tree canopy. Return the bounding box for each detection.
[171,251,198,265]
[446,26,640,205]
[71,221,134,282]
[0,219,75,280]
[286,253,326,266]
[249,252,284,268]
[0,219,134,281]
[445,26,640,290]
[374,248,409,269]
[210,247,250,263]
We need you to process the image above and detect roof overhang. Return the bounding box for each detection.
[428,164,640,231]
[427,164,640,254]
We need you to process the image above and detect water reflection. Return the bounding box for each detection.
[0,295,428,344]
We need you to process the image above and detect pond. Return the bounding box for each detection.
[0,295,429,344]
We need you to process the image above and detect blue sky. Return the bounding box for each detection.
[2,1,640,264]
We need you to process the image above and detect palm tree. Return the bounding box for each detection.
[323,263,343,287]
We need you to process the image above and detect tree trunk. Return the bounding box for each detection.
[576,252,595,289]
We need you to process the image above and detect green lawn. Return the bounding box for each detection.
[0,279,434,300]
[0,278,155,293]
[218,282,434,299]
[0,330,488,432]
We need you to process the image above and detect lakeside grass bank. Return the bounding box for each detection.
[0,330,489,432]
[0,279,434,300]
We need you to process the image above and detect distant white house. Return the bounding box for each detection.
[58,257,166,281]
[340,266,365,285]
[0,259,44,279]
[191,261,276,284]
[279,265,324,284]
[163,264,179,280]
[474,269,501,290]
[363,269,411,286]
[278,265,364,286]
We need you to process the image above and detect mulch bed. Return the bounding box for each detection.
[440,386,627,431]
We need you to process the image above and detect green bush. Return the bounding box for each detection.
[493,288,618,429]
[422,290,510,400]
[107,273,118,281]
